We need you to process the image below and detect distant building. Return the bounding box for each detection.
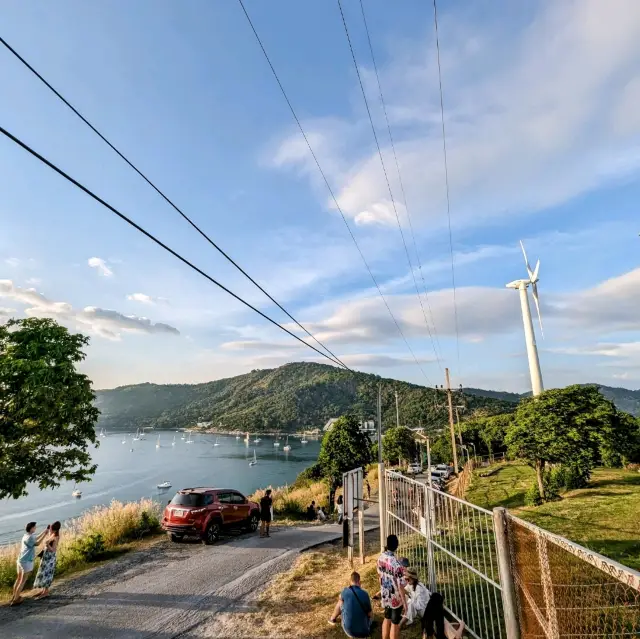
[323,418,376,437]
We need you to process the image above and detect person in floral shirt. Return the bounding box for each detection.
[376,534,407,639]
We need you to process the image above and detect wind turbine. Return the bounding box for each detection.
[506,241,544,396]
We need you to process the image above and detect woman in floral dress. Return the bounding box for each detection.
[33,521,61,598]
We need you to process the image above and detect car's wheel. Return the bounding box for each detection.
[246,513,259,532]
[203,521,221,545]
[169,533,183,542]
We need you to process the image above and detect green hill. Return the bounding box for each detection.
[94,362,512,433]
[466,385,640,416]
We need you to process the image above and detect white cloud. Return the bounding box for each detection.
[271,0,640,229]
[220,339,299,352]
[4,258,20,268]
[26,277,41,286]
[127,293,169,305]
[0,307,16,317]
[0,280,178,340]
[88,257,113,277]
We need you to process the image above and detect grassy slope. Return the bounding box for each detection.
[466,463,640,570]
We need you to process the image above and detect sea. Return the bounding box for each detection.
[0,432,321,545]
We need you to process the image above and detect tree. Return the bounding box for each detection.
[506,385,620,501]
[382,426,417,465]
[0,318,100,499]
[318,415,373,490]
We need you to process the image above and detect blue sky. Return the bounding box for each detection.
[1,0,640,392]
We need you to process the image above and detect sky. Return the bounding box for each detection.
[1,0,640,393]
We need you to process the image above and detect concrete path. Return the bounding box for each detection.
[0,514,379,639]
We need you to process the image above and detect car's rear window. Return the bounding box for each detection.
[170,493,206,507]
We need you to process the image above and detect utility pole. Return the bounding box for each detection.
[454,406,462,445]
[445,368,459,474]
[377,384,383,464]
[377,383,386,552]
[395,390,400,428]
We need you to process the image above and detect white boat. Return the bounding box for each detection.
[181,431,186,440]
[99,428,106,438]
[301,436,308,444]
[133,428,140,442]
[253,437,261,443]
[273,439,280,447]
[157,480,171,489]
[235,434,241,440]
[186,432,194,444]
[172,435,176,446]
[249,450,257,466]
[156,435,161,449]
[72,485,82,498]
[283,436,291,452]
[121,435,127,444]
[214,437,221,447]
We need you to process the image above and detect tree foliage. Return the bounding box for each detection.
[317,414,373,487]
[382,426,417,464]
[505,385,635,501]
[0,318,99,499]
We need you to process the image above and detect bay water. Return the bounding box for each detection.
[0,432,320,545]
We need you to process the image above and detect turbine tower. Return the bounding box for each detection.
[506,241,544,396]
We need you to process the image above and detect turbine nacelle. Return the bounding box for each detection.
[507,241,545,338]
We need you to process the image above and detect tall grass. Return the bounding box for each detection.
[0,498,161,592]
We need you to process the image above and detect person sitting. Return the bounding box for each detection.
[422,592,465,639]
[317,506,327,521]
[328,571,373,638]
[401,567,430,627]
[307,501,317,521]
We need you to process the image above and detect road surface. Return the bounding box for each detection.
[0,514,378,638]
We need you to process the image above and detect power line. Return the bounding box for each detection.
[0,35,349,372]
[236,0,432,386]
[356,0,445,366]
[0,125,351,370]
[432,0,461,376]
[336,0,443,373]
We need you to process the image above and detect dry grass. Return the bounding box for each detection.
[216,533,423,639]
[0,498,161,597]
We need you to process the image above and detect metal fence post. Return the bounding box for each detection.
[378,462,387,552]
[493,508,521,639]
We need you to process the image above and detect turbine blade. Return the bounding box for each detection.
[520,240,534,279]
[532,259,540,282]
[532,282,544,338]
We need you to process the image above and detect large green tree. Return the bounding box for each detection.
[382,426,417,465]
[505,385,630,501]
[318,414,373,489]
[0,318,100,499]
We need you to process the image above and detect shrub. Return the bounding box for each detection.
[70,533,106,562]
[544,467,565,500]
[525,484,543,507]
[564,463,591,489]
[293,462,324,488]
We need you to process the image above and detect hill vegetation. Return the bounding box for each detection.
[95,362,512,433]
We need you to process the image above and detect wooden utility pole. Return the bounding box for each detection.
[445,368,459,474]
[454,406,463,445]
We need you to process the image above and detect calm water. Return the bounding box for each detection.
[0,432,321,545]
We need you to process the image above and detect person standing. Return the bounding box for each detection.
[336,495,344,525]
[11,522,48,605]
[32,521,61,599]
[307,500,317,521]
[366,480,371,500]
[260,489,273,538]
[376,534,407,639]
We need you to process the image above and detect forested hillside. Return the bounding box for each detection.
[95,362,512,433]
[466,385,640,415]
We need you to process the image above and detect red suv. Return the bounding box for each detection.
[161,487,260,544]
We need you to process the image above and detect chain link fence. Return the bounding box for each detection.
[506,514,640,638]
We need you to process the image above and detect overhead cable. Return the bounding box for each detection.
[337,0,443,372]
[0,125,351,370]
[236,0,432,386]
[0,34,349,371]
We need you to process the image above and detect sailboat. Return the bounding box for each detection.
[181,431,186,440]
[156,435,161,449]
[172,435,176,446]
[283,436,291,452]
[99,428,106,438]
[121,434,127,444]
[133,428,140,441]
[249,449,257,466]
[139,429,146,441]
[72,484,82,498]
[213,437,221,447]
[301,434,308,444]
[273,438,280,447]
[186,432,194,444]
[253,435,261,443]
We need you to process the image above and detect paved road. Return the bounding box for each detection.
[0,515,378,639]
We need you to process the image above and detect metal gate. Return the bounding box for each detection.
[385,470,506,639]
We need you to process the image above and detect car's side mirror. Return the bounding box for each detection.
[167,500,171,505]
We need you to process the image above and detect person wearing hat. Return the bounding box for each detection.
[401,566,431,628]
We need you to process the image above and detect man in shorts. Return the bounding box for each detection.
[260,489,273,538]
[11,521,48,605]
[376,534,407,639]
